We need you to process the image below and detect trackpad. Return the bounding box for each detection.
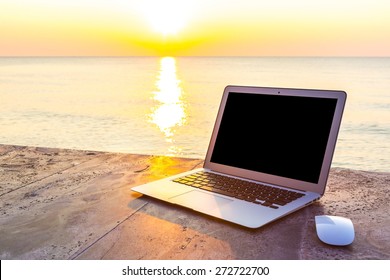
[169,190,233,211]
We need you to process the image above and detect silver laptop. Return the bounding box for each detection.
[132,85,346,228]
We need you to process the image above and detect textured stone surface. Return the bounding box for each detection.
[0,144,389,260]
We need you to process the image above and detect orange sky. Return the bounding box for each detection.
[1,0,390,56]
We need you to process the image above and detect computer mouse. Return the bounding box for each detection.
[315,215,355,246]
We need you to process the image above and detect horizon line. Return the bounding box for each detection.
[1,55,390,58]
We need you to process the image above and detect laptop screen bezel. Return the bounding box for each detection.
[203,85,346,195]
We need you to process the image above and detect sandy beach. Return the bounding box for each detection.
[0,144,389,259]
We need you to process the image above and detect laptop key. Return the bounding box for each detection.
[261,201,273,207]
[273,200,288,206]
[199,185,213,191]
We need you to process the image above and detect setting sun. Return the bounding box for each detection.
[0,0,389,56]
[137,0,194,36]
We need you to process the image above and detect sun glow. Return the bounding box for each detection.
[138,0,193,36]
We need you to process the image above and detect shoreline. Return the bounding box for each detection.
[0,144,389,259]
[1,143,389,175]
[2,57,390,173]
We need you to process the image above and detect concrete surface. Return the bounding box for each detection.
[0,144,389,260]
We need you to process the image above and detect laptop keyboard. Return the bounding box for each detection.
[172,171,305,209]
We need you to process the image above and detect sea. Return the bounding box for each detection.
[0,57,389,172]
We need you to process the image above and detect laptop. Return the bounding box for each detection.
[132,85,346,228]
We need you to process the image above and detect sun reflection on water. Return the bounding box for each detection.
[149,57,187,153]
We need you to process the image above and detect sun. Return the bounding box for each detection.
[138,0,193,36]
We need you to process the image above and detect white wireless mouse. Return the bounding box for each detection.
[315,215,355,246]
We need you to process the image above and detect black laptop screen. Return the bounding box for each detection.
[210,92,337,184]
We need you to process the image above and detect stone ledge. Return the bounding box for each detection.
[0,144,389,259]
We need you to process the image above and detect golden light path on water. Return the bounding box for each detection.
[149,57,187,155]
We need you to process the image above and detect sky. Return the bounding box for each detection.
[1,0,390,56]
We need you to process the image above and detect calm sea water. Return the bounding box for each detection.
[0,57,389,172]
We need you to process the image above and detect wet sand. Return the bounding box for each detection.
[0,144,389,259]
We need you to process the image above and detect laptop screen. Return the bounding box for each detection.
[210,92,337,184]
